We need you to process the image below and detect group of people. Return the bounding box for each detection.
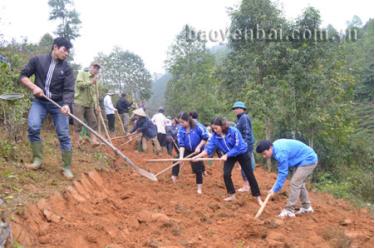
[19,37,319,218]
[73,62,133,139]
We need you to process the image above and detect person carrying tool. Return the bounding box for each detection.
[130,108,161,155]
[19,37,75,179]
[232,101,256,192]
[115,93,132,134]
[73,63,101,146]
[172,112,209,194]
[165,117,179,156]
[256,139,318,218]
[151,107,169,150]
[103,91,117,133]
[193,117,263,205]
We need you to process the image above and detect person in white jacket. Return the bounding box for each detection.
[151,107,169,150]
[103,92,117,132]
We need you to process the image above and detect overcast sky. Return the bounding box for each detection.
[1,0,373,74]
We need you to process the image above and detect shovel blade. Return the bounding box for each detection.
[137,168,158,182]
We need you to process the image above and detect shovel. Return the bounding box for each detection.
[43,95,157,182]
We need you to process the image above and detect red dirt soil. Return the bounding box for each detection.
[11,139,374,248]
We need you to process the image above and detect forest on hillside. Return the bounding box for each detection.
[162,1,374,205]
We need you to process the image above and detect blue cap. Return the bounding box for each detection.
[232,101,247,110]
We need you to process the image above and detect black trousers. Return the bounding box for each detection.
[157,133,167,147]
[106,114,115,132]
[172,150,204,184]
[166,135,179,156]
[224,152,260,196]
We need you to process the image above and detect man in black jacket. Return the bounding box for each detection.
[115,93,132,134]
[19,37,75,179]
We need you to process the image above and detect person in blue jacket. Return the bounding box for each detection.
[232,101,256,193]
[172,112,209,194]
[130,108,161,155]
[193,117,263,205]
[256,139,318,218]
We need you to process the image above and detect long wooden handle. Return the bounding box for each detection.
[43,96,157,182]
[98,110,112,144]
[116,112,126,135]
[155,152,197,177]
[120,133,141,146]
[147,158,223,163]
[254,193,272,219]
[111,132,137,140]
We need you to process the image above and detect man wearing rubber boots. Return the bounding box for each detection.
[19,37,75,179]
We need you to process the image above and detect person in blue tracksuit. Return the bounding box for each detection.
[232,101,256,193]
[194,117,263,205]
[256,139,318,218]
[172,112,209,194]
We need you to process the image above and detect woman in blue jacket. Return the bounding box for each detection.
[172,112,209,194]
[194,117,262,205]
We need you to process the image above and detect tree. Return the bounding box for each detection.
[165,25,224,123]
[95,47,152,102]
[218,0,289,150]
[48,0,81,41]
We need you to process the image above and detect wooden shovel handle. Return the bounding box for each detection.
[254,193,272,219]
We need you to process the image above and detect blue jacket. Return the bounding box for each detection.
[272,139,318,192]
[205,126,248,158]
[177,123,209,152]
[236,113,255,152]
[131,117,157,139]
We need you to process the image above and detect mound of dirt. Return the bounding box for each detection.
[10,139,374,247]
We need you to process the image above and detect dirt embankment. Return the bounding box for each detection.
[10,139,374,248]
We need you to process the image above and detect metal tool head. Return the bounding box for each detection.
[0,93,24,101]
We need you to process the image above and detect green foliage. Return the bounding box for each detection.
[0,62,30,142]
[163,0,373,205]
[48,0,81,41]
[165,25,225,123]
[95,47,152,103]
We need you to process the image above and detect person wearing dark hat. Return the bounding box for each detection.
[73,63,101,146]
[232,101,256,192]
[256,139,318,218]
[19,37,75,179]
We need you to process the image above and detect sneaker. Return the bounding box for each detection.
[224,194,236,201]
[278,209,296,218]
[237,186,250,192]
[197,184,202,194]
[296,206,314,215]
[171,175,177,183]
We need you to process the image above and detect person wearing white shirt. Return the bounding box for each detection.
[103,92,117,132]
[151,107,168,149]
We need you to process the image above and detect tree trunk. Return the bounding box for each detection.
[265,117,272,171]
